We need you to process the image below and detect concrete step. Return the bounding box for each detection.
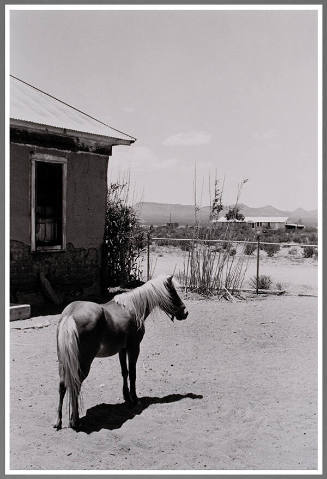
[10,304,31,321]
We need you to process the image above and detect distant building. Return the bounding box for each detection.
[214,216,288,230]
[244,217,288,230]
[285,223,305,230]
[10,75,135,310]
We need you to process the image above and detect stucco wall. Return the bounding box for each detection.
[10,143,108,248]
[10,142,109,305]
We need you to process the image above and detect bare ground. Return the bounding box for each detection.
[10,296,318,471]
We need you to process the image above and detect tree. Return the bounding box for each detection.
[225,207,245,221]
[210,178,224,221]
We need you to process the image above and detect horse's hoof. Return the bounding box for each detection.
[131,398,142,409]
[69,420,79,431]
[53,422,62,430]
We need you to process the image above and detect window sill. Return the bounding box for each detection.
[33,246,66,253]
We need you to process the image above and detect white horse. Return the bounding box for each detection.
[54,275,188,430]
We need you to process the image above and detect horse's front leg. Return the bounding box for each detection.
[119,349,132,404]
[127,342,140,407]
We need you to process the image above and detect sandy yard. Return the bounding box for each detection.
[10,295,318,471]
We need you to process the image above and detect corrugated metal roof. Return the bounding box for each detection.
[10,76,135,143]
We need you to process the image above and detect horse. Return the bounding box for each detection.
[54,274,189,430]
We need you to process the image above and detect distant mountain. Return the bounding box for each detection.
[135,202,318,227]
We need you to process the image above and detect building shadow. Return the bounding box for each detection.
[77,393,203,434]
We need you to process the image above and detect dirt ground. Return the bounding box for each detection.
[10,295,318,471]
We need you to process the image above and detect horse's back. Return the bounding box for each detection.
[61,301,104,332]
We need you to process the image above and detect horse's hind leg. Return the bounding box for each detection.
[69,357,93,430]
[69,392,80,430]
[127,343,140,407]
[119,349,132,404]
[54,363,66,430]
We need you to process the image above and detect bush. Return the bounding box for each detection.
[303,246,316,258]
[103,182,145,287]
[275,282,285,291]
[249,274,272,290]
[229,248,237,256]
[261,243,280,257]
[244,243,256,255]
[180,240,192,252]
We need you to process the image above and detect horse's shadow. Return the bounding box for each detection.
[77,393,203,434]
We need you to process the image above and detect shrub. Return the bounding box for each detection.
[303,246,317,258]
[261,243,280,257]
[103,182,145,287]
[180,240,192,252]
[249,274,272,290]
[229,248,237,256]
[244,243,256,255]
[288,246,299,256]
[275,282,285,291]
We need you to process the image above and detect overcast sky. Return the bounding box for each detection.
[10,9,319,210]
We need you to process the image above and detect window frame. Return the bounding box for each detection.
[31,153,67,252]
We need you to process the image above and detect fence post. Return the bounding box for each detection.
[147,230,151,281]
[256,233,260,295]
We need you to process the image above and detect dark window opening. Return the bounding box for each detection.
[35,162,63,247]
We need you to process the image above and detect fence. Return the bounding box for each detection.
[144,234,318,296]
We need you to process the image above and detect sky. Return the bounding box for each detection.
[10,8,319,211]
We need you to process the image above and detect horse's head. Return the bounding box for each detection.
[165,275,188,322]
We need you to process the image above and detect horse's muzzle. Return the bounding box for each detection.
[176,310,188,321]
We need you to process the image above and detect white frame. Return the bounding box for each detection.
[30,153,67,252]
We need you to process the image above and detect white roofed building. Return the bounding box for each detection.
[214,216,288,229]
[245,217,288,229]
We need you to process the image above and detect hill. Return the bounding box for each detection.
[134,202,318,227]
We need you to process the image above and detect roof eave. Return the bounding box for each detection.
[10,118,135,147]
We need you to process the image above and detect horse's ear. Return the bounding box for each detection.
[167,274,174,283]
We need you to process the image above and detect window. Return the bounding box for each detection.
[31,154,67,251]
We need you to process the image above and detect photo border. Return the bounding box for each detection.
[2,2,324,478]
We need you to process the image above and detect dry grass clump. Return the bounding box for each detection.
[179,239,249,296]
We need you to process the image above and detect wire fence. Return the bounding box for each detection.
[143,235,318,297]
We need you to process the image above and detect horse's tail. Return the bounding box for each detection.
[57,314,81,413]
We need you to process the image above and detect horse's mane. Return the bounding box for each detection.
[113,275,177,328]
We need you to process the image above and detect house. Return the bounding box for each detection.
[10,75,135,313]
[214,216,288,230]
[244,217,288,230]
